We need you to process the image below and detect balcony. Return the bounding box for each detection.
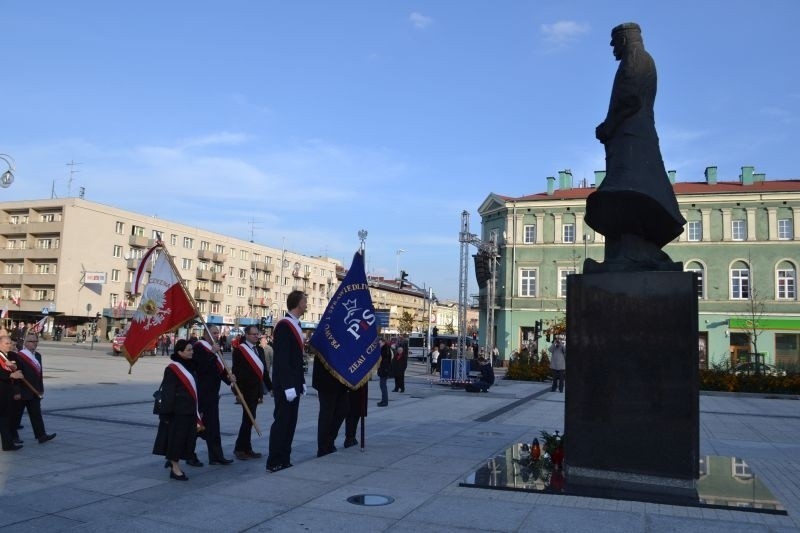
[17,247,60,260]
[209,292,223,302]
[128,235,150,248]
[198,249,215,261]
[258,279,273,290]
[212,252,226,263]
[22,273,57,285]
[194,289,211,300]
[251,260,270,272]
[125,282,133,294]
[211,272,225,282]
[196,268,211,280]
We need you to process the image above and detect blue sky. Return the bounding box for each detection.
[2,1,797,300]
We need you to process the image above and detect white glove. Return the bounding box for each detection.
[302,384,307,395]
[285,388,298,402]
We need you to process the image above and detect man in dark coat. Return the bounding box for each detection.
[585,22,685,272]
[192,326,235,466]
[0,335,25,451]
[10,334,55,444]
[266,290,307,472]
[312,354,349,457]
[232,325,272,460]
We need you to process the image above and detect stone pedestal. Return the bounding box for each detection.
[564,271,699,496]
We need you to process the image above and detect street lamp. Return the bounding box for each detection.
[396,249,406,279]
[0,154,16,188]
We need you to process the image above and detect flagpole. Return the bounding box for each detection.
[357,229,368,452]
[156,243,262,437]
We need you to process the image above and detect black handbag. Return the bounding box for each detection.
[152,386,164,415]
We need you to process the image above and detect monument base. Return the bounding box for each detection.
[565,271,700,490]
[566,465,696,499]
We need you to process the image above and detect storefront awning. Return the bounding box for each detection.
[729,317,800,331]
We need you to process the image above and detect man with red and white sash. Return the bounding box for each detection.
[192,326,235,466]
[10,334,55,444]
[266,290,308,472]
[232,325,273,460]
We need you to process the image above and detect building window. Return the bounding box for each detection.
[225,305,232,314]
[131,225,145,237]
[36,238,54,249]
[237,287,246,297]
[685,262,705,299]
[170,234,177,246]
[215,244,224,254]
[33,289,49,301]
[523,225,536,244]
[687,221,702,242]
[181,258,193,270]
[114,221,124,234]
[40,213,55,222]
[563,223,575,243]
[778,219,793,240]
[777,264,797,300]
[113,245,123,258]
[111,269,120,282]
[558,269,576,298]
[730,265,750,300]
[110,293,118,306]
[200,240,210,251]
[731,219,746,241]
[212,282,221,292]
[240,250,249,260]
[36,263,53,274]
[9,215,18,224]
[183,237,194,249]
[519,268,537,297]
[226,285,233,295]
[211,303,220,313]
[197,301,206,313]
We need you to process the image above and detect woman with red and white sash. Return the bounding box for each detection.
[153,339,202,481]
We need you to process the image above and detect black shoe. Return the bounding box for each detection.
[37,433,56,444]
[185,457,204,467]
[164,460,171,468]
[344,438,358,448]
[234,450,250,460]
[13,439,23,445]
[209,458,234,465]
[3,444,22,451]
[247,451,263,459]
[391,389,398,392]
[170,470,189,481]
[16,425,23,430]
[399,389,404,393]
[266,464,284,473]
[377,402,388,407]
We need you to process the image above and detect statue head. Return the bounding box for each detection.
[610,22,643,59]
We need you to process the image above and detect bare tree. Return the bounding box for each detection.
[741,253,766,375]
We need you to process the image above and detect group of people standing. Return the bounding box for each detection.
[153,290,308,480]
[0,330,56,452]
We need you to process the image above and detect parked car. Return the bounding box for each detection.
[731,362,787,377]
[112,334,157,356]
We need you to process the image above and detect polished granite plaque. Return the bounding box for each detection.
[564,272,699,493]
[460,443,786,514]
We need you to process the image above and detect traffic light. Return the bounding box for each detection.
[400,270,408,289]
[432,326,439,338]
[534,319,543,340]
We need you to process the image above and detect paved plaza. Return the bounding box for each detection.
[0,341,797,532]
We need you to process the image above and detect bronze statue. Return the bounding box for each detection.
[584,23,685,273]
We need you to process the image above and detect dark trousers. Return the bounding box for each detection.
[379,376,388,403]
[316,389,348,456]
[14,399,46,439]
[393,372,405,392]
[0,414,15,450]
[267,393,299,468]
[551,369,565,392]
[234,393,259,453]
[197,399,225,461]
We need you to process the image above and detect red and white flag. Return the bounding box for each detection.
[11,295,20,306]
[0,305,7,319]
[131,243,161,296]
[123,250,196,368]
[31,316,48,333]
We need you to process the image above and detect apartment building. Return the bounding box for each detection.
[0,198,341,339]
[478,166,800,369]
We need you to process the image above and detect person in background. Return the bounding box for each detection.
[376,339,391,407]
[152,339,199,481]
[429,344,440,375]
[548,335,566,393]
[391,345,407,393]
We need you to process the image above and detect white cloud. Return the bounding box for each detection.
[409,12,433,30]
[539,20,590,48]
[177,132,251,150]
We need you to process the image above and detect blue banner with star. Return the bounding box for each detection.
[310,251,380,389]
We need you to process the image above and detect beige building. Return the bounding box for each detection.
[0,198,341,339]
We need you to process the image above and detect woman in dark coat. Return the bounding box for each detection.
[153,339,200,481]
[391,345,408,393]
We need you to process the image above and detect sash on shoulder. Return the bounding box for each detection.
[277,317,304,351]
[238,344,264,379]
[18,349,42,375]
[197,339,225,374]
[168,362,202,427]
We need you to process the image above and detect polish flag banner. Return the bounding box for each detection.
[131,243,161,295]
[31,316,48,333]
[123,250,196,369]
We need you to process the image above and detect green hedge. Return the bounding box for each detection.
[505,349,551,381]
[699,370,800,394]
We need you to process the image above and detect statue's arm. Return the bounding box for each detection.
[596,61,642,142]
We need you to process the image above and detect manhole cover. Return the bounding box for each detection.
[347,494,394,506]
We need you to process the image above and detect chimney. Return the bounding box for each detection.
[546,176,555,196]
[667,170,676,184]
[754,172,766,183]
[594,170,606,187]
[740,166,754,185]
[704,166,717,185]
[558,169,573,190]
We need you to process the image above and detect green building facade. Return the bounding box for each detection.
[478,166,800,369]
